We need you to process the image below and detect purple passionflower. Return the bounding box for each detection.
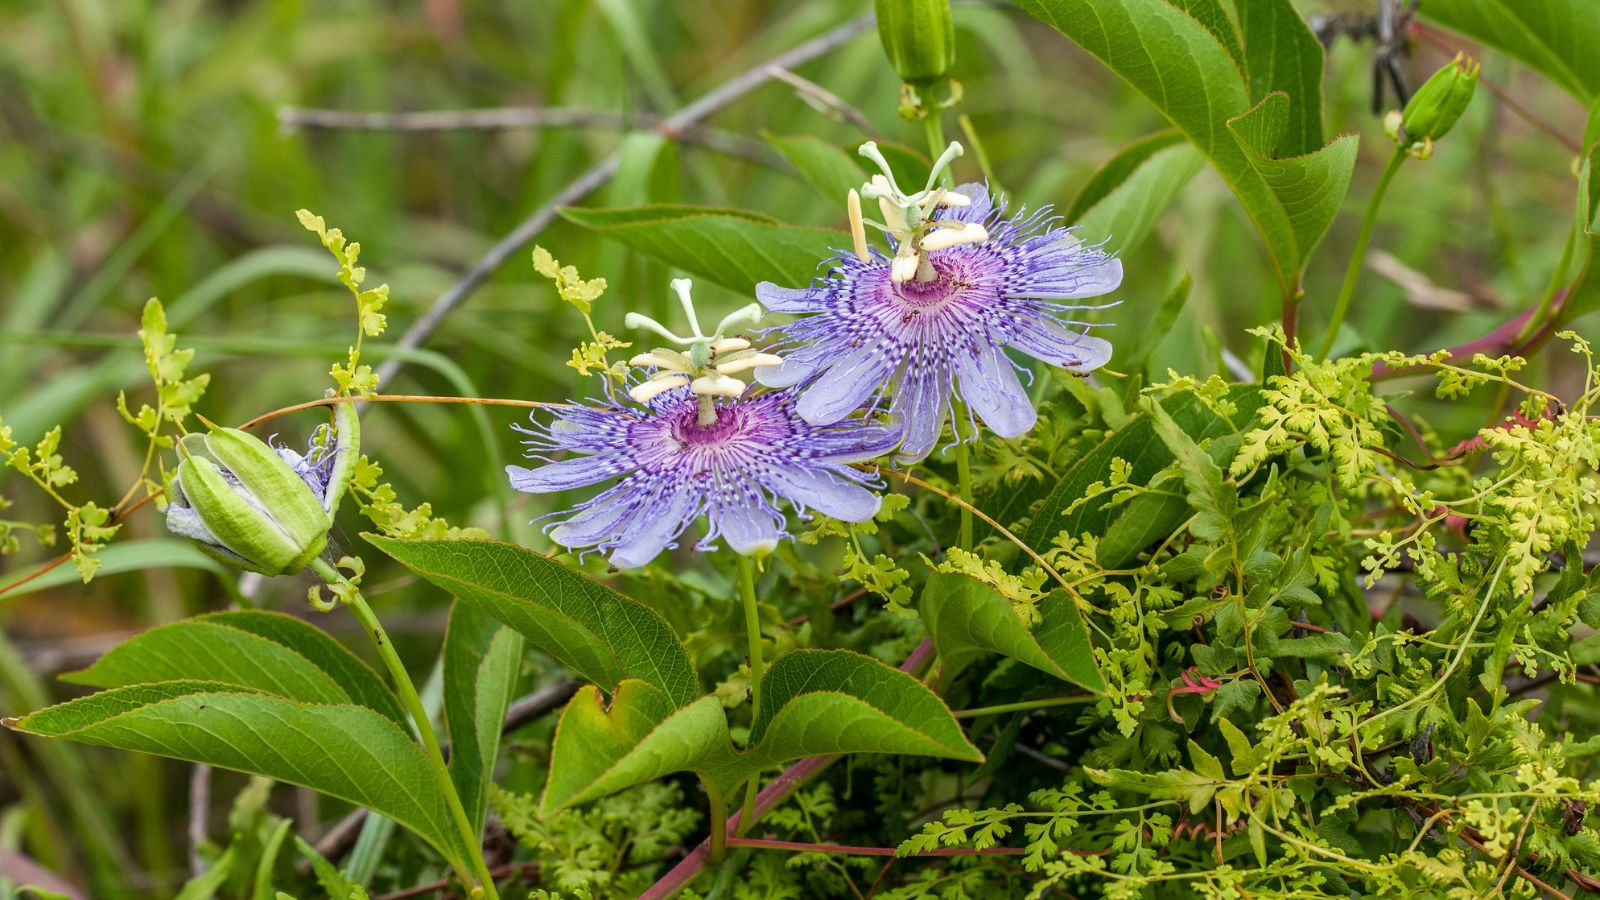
[755,183,1120,462]
[506,385,900,569]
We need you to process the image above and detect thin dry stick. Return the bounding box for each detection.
[278,105,772,162]
[766,66,881,137]
[372,14,875,390]
[236,393,562,431]
[280,106,641,132]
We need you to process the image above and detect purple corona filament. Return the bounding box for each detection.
[756,183,1121,463]
[506,385,900,569]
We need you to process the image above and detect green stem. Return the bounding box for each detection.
[921,110,945,162]
[952,694,1097,719]
[311,558,498,899]
[707,780,730,865]
[952,402,974,551]
[1316,147,1407,360]
[736,554,763,836]
[1519,207,1582,342]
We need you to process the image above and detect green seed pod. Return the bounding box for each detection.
[1398,52,1479,156]
[874,0,955,85]
[165,423,339,576]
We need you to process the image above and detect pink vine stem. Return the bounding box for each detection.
[638,638,937,900]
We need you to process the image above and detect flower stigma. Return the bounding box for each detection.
[854,140,988,283]
[624,278,781,425]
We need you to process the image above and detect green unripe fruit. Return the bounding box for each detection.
[874,0,955,85]
[164,403,358,575]
[1395,52,1479,159]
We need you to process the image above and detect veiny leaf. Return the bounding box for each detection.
[1012,0,1357,289]
[750,650,982,764]
[6,682,473,871]
[1422,0,1600,103]
[366,535,699,707]
[1233,0,1325,155]
[64,611,407,730]
[921,572,1105,692]
[541,650,979,812]
[1016,387,1265,567]
[1168,0,1244,70]
[1227,93,1356,271]
[442,602,521,831]
[541,681,729,813]
[764,132,866,203]
[558,204,844,295]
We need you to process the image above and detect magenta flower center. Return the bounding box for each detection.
[670,401,751,447]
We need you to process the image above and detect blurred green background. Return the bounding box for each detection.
[0,0,1592,894]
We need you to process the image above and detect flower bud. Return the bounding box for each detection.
[1396,52,1479,157]
[873,0,955,85]
[165,402,358,575]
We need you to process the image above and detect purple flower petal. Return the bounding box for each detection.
[757,184,1120,457]
[757,281,830,314]
[507,452,631,492]
[956,345,1036,439]
[1009,255,1123,301]
[755,352,825,388]
[546,482,643,547]
[608,479,697,569]
[507,387,895,567]
[1008,318,1114,373]
[796,345,897,424]
[759,466,881,522]
[709,483,783,556]
[892,354,952,463]
[941,183,992,224]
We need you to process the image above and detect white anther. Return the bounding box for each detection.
[691,374,747,397]
[629,349,692,370]
[714,352,783,374]
[920,222,989,252]
[628,375,690,403]
[937,191,970,208]
[710,337,750,354]
[848,188,869,262]
[891,253,921,283]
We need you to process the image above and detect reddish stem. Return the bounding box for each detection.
[726,837,1024,858]
[1369,294,1564,381]
[638,638,936,900]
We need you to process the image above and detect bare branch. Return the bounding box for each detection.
[372,14,874,389]
[766,66,880,137]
